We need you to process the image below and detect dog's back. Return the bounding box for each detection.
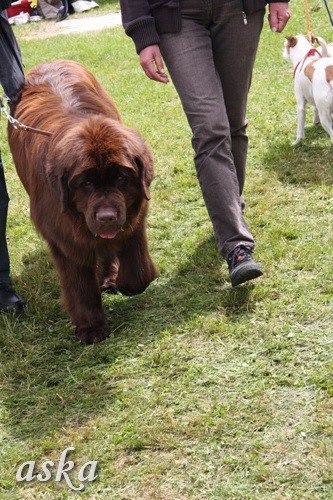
[299,57,333,104]
[12,60,120,143]
[9,60,121,193]
[21,60,120,121]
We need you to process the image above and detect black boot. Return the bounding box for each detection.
[0,282,26,316]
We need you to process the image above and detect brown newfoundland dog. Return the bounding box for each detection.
[8,60,157,344]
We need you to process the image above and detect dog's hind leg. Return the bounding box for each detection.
[313,106,320,125]
[314,84,333,140]
[294,95,307,145]
[318,107,333,141]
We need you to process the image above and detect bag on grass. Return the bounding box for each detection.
[71,0,98,13]
[37,0,62,19]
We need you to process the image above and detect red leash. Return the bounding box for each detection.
[293,48,322,77]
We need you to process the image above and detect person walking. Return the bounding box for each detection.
[0,0,26,314]
[119,0,291,286]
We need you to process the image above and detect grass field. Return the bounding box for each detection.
[0,0,332,498]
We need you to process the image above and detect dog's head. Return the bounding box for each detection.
[283,34,313,63]
[46,116,154,239]
[283,35,297,62]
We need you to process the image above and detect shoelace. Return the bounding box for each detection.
[228,246,253,267]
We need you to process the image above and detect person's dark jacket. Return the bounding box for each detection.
[0,0,24,102]
[120,0,290,54]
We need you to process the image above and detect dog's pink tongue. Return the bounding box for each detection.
[99,231,118,239]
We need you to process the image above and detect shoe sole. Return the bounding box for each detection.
[1,302,27,317]
[230,261,263,287]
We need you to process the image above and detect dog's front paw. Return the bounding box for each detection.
[293,137,303,146]
[100,276,118,294]
[75,324,110,345]
[117,269,157,296]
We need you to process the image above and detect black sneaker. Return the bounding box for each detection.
[0,283,27,316]
[227,245,263,287]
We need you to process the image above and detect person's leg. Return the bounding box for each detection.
[210,2,265,195]
[0,153,26,313]
[0,12,25,104]
[0,155,10,284]
[159,0,255,259]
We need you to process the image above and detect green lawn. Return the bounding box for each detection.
[0,0,332,498]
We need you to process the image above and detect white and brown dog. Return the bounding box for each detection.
[283,34,333,144]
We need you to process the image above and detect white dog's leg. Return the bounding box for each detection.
[313,106,320,125]
[318,107,333,141]
[294,97,307,145]
[315,85,333,141]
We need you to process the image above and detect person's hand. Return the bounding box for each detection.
[268,2,291,33]
[139,45,169,84]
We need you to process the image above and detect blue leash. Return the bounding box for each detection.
[323,0,333,26]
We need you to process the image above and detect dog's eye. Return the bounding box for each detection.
[80,180,94,192]
[116,174,127,184]
[82,180,93,187]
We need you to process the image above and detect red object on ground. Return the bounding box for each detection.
[7,0,32,18]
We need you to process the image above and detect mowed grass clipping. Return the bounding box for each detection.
[0,0,332,498]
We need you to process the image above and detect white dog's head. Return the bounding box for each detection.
[282,34,332,65]
[283,36,295,62]
[283,35,313,65]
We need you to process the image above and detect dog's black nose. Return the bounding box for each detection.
[96,209,117,223]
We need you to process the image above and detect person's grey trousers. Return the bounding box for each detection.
[159,0,265,259]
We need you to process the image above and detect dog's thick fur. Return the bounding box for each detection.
[283,35,333,144]
[9,60,157,344]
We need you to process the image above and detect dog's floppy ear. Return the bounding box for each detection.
[286,36,298,48]
[134,139,154,200]
[58,170,71,212]
[135,154,153,200]
[46,163,71,213]
[125,126,154,200]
